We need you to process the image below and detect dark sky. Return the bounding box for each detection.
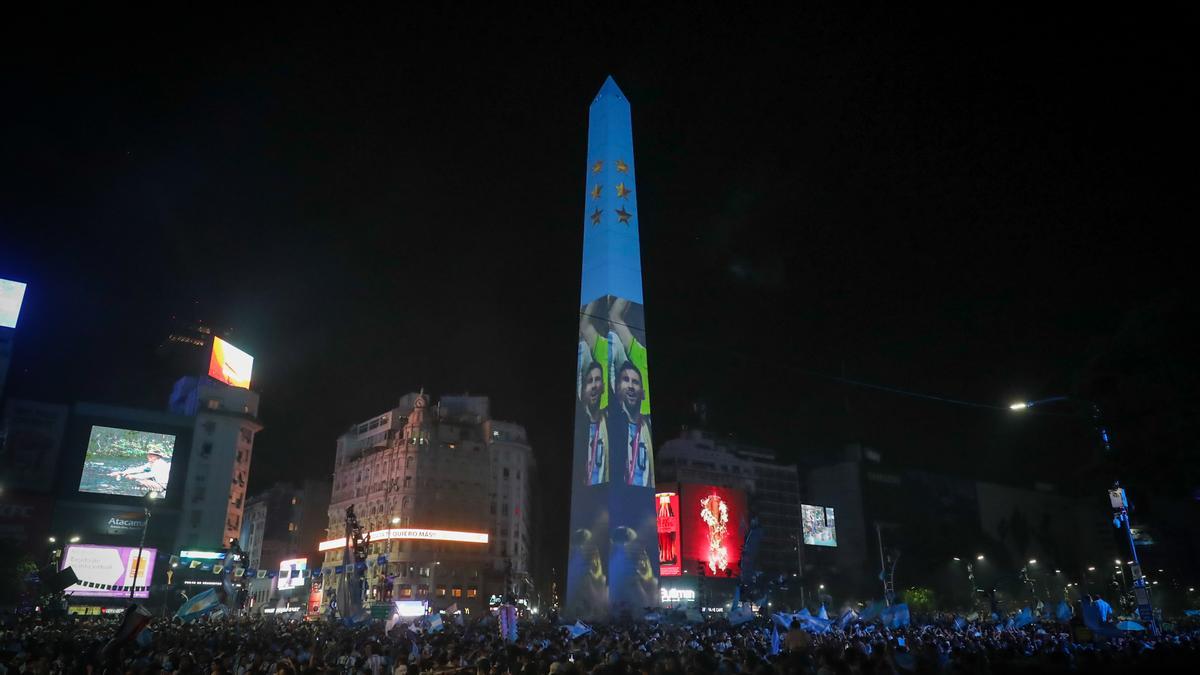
[2,7,1193,562]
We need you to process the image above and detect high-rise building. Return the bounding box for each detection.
[169,377,262,550]
[657,429,803,580]
[566,76,660,618]
[240,479,331,570]
[320,392,535,612]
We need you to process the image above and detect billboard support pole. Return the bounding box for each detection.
[129,494,154,602]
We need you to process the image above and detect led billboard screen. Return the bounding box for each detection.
[0,279,26,329]
[61,544,157,598]
[656,492,681,576]
[208,336,254,389]
[568,295,659,617]
[277,558,307,590]
[680,484,746,577]
[78,425,176,499]
[802,504,837,547]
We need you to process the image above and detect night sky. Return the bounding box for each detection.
[3,8,1194,568]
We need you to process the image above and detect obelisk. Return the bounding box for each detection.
[566,76,659,618]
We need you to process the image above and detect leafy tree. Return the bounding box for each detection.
[902,586,937,613]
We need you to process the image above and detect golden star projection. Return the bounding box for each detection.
[615,206,632,224]
[591,208,603,226]
[592,160,603,173]
[615,183,631,199]
[615,159,628,173]
[591,184,603,200]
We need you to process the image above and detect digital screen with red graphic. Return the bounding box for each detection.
[679,484,745,578]
[656,491,681,576]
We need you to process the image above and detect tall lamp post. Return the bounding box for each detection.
[129,492,157,602]
[1010,396,1157,633]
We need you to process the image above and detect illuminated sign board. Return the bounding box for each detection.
[318,528,488,552]
[660,587,696,603]
[208,336,254,389]
[277,558,307,590]
[394,600,427,617]
[656,492,681,576]
[78,426,177,499]
[0,279,26,329]
[61,544,157,599]
[180,550,225,560]
[680,484,746,576]
[802,504,837,547]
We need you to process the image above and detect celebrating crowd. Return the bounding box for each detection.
[2,607,1200,675]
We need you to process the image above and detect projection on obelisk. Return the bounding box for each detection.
[566,76,659,618]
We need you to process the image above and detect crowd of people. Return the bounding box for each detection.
[1,607,1198,675]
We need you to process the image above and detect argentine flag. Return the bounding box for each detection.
[175,588,222,622]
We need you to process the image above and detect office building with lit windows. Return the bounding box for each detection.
[319,392,535,613]
[657,428,803,579]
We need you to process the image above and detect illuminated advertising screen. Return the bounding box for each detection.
[61,544,157,598]
[656,492,681,576]
[394,600,427,617]
[680,484,746,577]
[0,278,26,329]
[208,336,254,389]
[802,504,837,547]
[78,426,176,499]
[568,294,659,617]
[277,558,307,590]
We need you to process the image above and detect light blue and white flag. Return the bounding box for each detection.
[567,620,592,639]
[880,603,910,629]
[817,605,829,621]
[838,609,858,629]
[728,604,756,626]
[859,601,885,622]
[769,623,780,655]
[1013,607,1036,628]
[175,588,222,623]
[429,614,444,632]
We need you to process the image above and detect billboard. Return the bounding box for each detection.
[0,278,26,328]
[208,336,253,389]
[680,484,746,577]
[78,425,177,499]
[802,504,837,547]
[61,544,157,598]
[277,558,307,590]
[1,400,68,492]
[318,528,488,551]
[656,492,681,576]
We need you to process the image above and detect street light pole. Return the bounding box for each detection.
[129,493,155,602]
[1109,483,1158,634]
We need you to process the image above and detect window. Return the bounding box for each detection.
[436,586,446,597]
[452,587,463,598]
[467,588,478,598]
[417,585,429,598]
[201,443,213,458]
[503,468,510,479]
[400,585,413,598]
[288,522,298,532]
[206,399,220,410]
